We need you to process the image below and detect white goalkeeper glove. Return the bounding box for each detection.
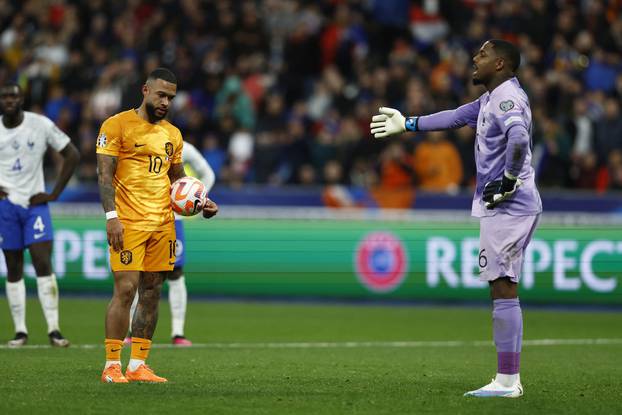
[370,107,418,138]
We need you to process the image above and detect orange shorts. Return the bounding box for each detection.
[109,222,176,272]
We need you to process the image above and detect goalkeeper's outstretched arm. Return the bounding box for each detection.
[369,100,481,138]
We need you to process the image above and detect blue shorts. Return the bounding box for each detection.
[0,199,54,250]
[174,219,185,268]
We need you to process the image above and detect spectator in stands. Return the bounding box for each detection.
[412,131,462,194]
[594,97,622,168]
[297,164,317,186]
[215,75,255,131]
[453,127,476,188]
[597,149,622,193]
[372,141,415,208]
[322,160,357,208]
[567,98,597,189]
[201,134,226,179]
[535,116,572,188]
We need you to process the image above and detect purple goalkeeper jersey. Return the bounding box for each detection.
[418,77,542,217]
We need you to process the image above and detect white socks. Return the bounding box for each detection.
[496,373,520,387]
[128,359,145,371]
[36,274,60,333]
[6,279,27,334]
[6,275,62,335]
[168,276,187,337]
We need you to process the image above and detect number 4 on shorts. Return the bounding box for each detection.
[33,216,45,232]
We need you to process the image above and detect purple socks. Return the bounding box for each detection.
[493,298,522,375]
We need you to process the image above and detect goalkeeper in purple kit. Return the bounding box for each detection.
[370,39,542,398]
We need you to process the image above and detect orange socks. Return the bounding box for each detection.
[105,339,123,362]
[105,337,152,372]
[130,337,152,362]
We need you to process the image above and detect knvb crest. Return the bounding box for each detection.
[120,250,133,265]
[165,142,174,157]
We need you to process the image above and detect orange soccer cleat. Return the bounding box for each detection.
[101,364,129,383]
[125,364,168,383]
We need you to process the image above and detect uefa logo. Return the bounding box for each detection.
[354,231,409,293]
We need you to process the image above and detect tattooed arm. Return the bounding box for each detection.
[97,154,124,252]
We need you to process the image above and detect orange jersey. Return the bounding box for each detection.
[96,109,183,231]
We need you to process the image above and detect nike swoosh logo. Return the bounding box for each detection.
[169,261,176,265]
[134,143,146,147]
[139,347,150,351]
[34,233,45,239]
[110,348,121,352]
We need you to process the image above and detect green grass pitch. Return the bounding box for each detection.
[0,297,620,414]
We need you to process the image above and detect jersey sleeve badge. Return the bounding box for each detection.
[96,133,107,148]
[499,100,515,112]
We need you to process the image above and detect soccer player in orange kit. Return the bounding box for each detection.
[96,68,218,383]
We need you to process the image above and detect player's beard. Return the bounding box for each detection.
[0,104,22,125]
[145,101,166,122]
[0,101,19,117]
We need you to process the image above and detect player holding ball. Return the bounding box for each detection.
[96,68,218,384]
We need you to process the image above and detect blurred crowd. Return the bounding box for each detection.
[1,0,622,200]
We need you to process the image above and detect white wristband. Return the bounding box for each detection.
[105,210,118,220]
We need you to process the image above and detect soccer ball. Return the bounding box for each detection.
[170,176,208,216]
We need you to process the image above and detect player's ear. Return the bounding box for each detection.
[142,83,149,97]
[496,56,507,72]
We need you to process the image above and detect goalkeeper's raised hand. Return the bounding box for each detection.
[370,107,417,138]
[483,173,523,209]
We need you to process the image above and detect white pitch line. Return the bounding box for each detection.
[0,338,621,350]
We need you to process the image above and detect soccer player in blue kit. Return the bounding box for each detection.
[370,39,542,398]
[0,83,80,347]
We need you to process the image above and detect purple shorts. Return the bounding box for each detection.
[478,213,540,283]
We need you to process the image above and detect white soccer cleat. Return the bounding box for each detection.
[8,332,28,348]
[464,377,523,398]
[48,330,70,347]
